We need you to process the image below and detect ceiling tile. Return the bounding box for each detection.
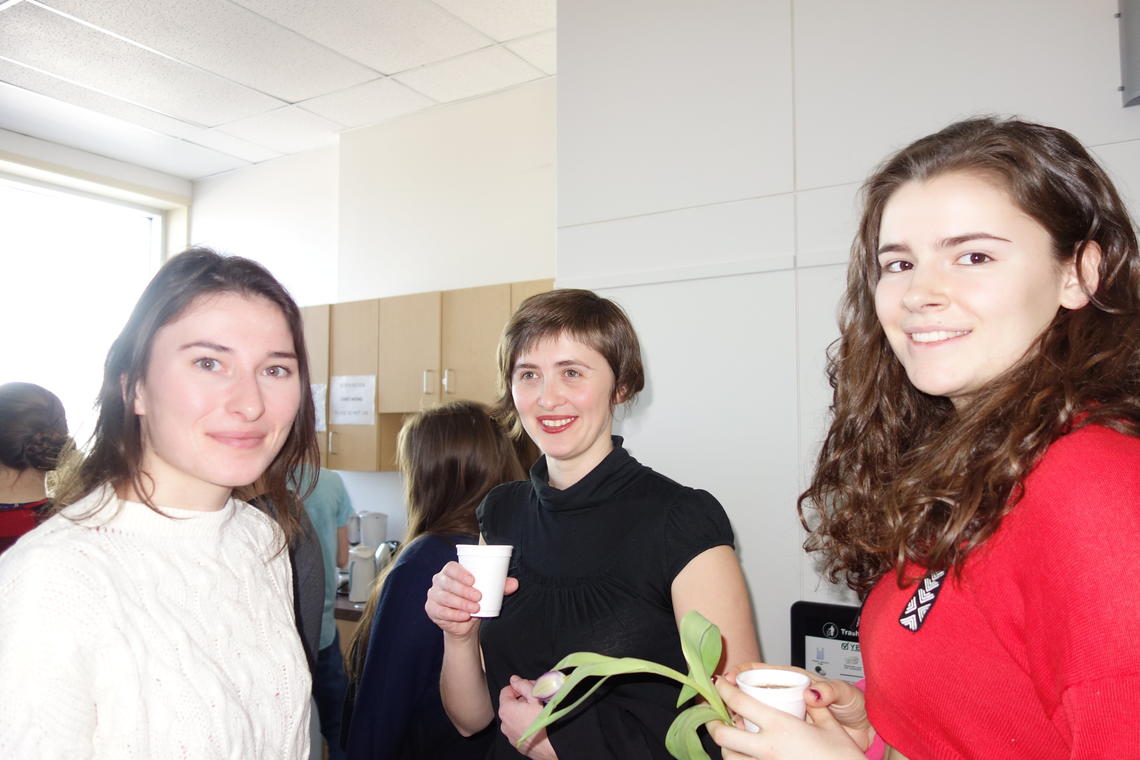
[393,46,543,103]
[0,2,282,126]
[0,58,280,162]
[0,57,202,140]
[505,30,555,75]
[431,0,554,42]
[230,0,492,74]
[37,0,381,103]
[216,106,342,155]
[0,81,250,179]
[299,77,434,128]
[190,129,282,163]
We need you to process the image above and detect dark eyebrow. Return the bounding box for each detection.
[876,242,909,257]
[180,341,231,352]
[513,359,594,370]
[877,232,1011,258]
[179,342,296,361]
[939,232,1011,248]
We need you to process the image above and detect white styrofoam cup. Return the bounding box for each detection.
[456,544,513,617]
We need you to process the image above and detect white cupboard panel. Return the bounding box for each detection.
[559,0,794,226]
[795,184,860,269]
[794,264,858,605]
[558,194,794,288]
[601,272,801,665]
[794,0,1140,191]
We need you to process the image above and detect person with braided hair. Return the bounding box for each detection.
[0,382,70,554]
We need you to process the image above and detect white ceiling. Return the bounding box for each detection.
[0,0,556,180]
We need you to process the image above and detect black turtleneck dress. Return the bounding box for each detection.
[477,437,734,759]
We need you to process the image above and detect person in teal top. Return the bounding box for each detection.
[297,466,355,760]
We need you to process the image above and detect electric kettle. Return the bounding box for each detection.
[347,544,377,603]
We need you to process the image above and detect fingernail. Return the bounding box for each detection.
[809,688,822,700]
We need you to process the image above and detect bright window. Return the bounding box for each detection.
[0,176,163,446]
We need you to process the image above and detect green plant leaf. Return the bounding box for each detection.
[676,681,698,708]
[517,655,695,746]
[517,613,734,752]
[664,703,723,760]
[675,610,726,712]
[678,611,722,693]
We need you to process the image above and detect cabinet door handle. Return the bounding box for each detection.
[328,430,336,455]
[422,369,433,394]
[442,368,453,394]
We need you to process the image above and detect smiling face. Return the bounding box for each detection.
[132,292,301,510]
[873,171,1091,408]
[510,332,618,489]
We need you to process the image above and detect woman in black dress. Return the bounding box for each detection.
[426,289,760,759]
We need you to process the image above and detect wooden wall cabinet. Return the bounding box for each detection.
[328,299,391,471]
[440,284,512,408]
[378,291,441,413]
[379,280,553,412]
[308,278,553,471]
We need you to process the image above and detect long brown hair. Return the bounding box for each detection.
[54,247,318,545]
[345,401,524,682]
[800,117,1140,598]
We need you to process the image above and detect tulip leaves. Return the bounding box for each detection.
[517,610,733,760]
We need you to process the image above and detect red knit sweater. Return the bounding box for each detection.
[861,425,1140,759]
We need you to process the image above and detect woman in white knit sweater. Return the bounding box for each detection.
[0,248,320,759]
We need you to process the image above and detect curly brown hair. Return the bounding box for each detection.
[799,117,1140,598]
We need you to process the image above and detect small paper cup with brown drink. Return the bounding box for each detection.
[735,668,812,730]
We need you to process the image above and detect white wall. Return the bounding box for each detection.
[559,0,1140,665]
[190,147,339,306]
[338,78,556,301]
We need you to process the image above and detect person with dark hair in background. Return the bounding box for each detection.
[0,247,319,758]
[710,117,1140,759]
[344,401,522,760]
[427,289,761,759]
[0,382,70,554]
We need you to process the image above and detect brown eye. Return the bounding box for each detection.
[956,251,992,265]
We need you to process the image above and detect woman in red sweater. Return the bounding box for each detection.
[711,117,1140,759]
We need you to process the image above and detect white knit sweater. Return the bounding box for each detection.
[0,487,311,759]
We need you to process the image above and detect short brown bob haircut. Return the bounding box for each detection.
[494,289,645,438]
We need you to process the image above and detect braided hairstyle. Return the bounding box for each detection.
[0,382,69,472]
